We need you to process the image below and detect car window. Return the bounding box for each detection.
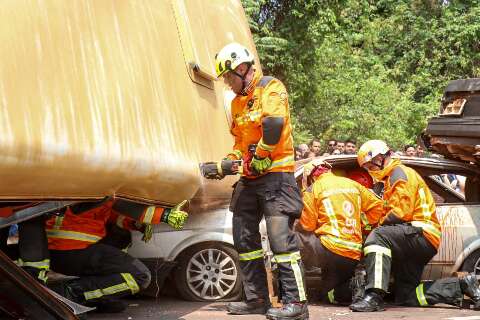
[426,174,465,204]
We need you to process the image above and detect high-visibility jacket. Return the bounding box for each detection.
[45,200,166,250]
[378,159,442,249]
[227,71,295,177]
[300,172,384,260]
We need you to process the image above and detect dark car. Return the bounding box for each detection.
[423,78,480,165]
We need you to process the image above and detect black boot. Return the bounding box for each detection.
[460,273,480,309]
[266,302,308,320]
[349,290,385,312]
[226,299,271,315]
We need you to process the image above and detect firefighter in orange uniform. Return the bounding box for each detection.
[298,159,383,304]
[211,43,307,320]
[350,140,480,311]
[45,199,188,313]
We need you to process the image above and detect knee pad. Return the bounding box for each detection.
[132,259,152,290]
[267,216,295,254]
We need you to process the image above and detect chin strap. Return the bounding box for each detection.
[231,63,252,96]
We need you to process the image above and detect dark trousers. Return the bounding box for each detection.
[17,216,50,281]
[297,230,357,303]
[50,243,151,303]
[364,224,463,306]
[230,172,307,304]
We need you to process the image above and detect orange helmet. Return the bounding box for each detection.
[347,169,373,189]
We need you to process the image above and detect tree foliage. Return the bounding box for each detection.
[241,0,480,149]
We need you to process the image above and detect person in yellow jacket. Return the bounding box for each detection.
[298,159,383,304]
[350,140,480,312]
[212,43,307,320]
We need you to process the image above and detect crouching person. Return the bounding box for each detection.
[46,199,188,313]
[298,159,384,304]
[350,140,480,312]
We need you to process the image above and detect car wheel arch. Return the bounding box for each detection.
[452,238,480,273]
[167,232,234,261]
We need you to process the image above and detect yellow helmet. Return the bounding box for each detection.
[215,43,254,77]
[357,140,390,167]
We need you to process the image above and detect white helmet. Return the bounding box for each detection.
[215,43,254,78]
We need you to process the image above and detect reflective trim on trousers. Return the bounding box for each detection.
[38,269,49,283]
[239,249,264,261]
[364,245,391,257]
[121,273,140,294]
[84,273,140,300]
[364,245,391,290]
[17,258,50,269]
[46,229,102,243]
[328,289,336,304]
[274,251,307,301]
[416,283,428,306]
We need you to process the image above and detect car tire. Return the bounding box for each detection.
[175,242,242,302]
[460,249,480,275]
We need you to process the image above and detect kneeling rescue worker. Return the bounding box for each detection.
[12,199,188,313]
[298,159,383,304]
[350,140,480,311]
[212,43,308,319]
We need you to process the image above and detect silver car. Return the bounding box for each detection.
[130,154,480,301]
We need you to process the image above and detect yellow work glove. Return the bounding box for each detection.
[160,200,189,230]
[142,224,154,243]
[250,155,272,175]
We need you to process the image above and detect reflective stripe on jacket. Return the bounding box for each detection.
[229,71,295,176]
[380,159,442,249]
[46,201,114,250]
[300,172,384,260]
[46,200,165,250]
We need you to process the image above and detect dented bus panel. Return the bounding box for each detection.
[0,0,258,205]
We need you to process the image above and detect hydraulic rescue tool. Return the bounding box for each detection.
[200,144,258,179]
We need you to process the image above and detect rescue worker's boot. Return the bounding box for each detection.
[460,273,480,310]
[226,299,271,315]
[349,290,385,312]
[266,302,309,320]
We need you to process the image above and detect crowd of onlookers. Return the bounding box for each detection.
[294,139,358,161]
[295,139,431,161]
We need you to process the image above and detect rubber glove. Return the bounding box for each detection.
[161,200,189,230]
[250,155,272,175]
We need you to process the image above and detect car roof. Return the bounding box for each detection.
[295,154,480,178]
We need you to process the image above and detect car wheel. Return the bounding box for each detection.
[460,249,480,275]
[175,242,242,302]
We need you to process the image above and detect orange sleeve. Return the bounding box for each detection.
[380,180,414,225]
[299,189,318,232]
[138,206,165,225]
[358,184,385,226]
[261,81,288,118]
[109,210,139,231]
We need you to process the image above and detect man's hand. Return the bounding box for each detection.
[161,200,189,230]
[250,155,272,175]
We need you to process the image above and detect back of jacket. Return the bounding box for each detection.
[382,161,442,249]
[300,172,383,260]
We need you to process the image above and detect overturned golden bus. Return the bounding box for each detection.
[0,0,259,206]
